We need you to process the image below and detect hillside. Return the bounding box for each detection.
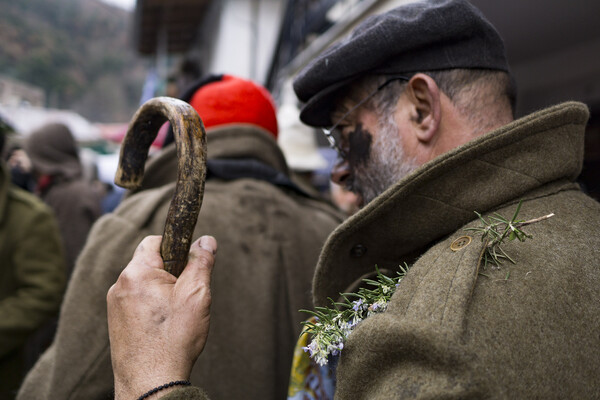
[0,0,147,123]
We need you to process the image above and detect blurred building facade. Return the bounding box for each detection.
[134,0,284,86]
[133,0,600,199]
[0,75,45,108]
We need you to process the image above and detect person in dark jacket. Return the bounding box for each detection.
[25,123,103,278]
[18,75,343,400]
[105,1,600,400]
[0,131,65,399]
[4,143,35,192]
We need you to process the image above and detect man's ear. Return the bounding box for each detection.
[405,73,441,143]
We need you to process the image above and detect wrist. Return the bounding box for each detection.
[136,380,192,400]
[114,375,190,400]
[112,353,194,400]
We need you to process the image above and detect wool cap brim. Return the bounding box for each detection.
[293,0,510,127]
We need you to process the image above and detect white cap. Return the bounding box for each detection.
[277,83,328,172]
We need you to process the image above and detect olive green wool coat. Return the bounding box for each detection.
[161,102,600,399]
[0,163,65,399]
[17,126,343,400]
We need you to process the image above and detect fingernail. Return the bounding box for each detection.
[199,236,217,255]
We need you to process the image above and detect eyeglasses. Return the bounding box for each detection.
[322,75,410,159]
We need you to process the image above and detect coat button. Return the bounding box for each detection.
[350,244,367,258]
[450,236,472,251]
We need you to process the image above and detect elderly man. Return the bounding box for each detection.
[106,0,600,399]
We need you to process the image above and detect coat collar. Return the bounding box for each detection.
[132,124,290,193]
[313,101,589,306]
[204,124,289,174]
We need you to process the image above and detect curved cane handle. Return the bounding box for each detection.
[115,97,207,277]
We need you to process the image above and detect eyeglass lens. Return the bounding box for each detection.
[322,75,410,158]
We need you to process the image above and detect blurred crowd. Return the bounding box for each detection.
[0,64,356,399]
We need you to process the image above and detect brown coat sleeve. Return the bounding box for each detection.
[160,386,211,400]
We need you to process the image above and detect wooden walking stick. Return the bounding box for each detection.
[115,97,207,277]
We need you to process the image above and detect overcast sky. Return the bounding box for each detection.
[100,0,135,11]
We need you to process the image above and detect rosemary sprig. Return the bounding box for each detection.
[465,200,554,268]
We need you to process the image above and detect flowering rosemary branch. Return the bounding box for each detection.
[300,265,408,366]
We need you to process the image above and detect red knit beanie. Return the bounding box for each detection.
[188,75,278,137]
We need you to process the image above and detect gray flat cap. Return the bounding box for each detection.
[293,0,509,127]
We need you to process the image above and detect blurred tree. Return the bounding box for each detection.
[0,0,146,123]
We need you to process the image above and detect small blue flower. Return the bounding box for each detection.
[352,298,364,312]
[349,316,361,328]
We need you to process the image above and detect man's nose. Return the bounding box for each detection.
[330,158,350,186]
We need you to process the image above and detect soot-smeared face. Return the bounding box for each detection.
[336,117,417,207]
[346,123,372,168]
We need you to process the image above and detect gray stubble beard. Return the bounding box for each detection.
[352,117,418,206]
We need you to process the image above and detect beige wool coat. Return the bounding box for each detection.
[17,126,343,400]
[161,102,600,399]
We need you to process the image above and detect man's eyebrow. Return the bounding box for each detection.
[331,107,348,121]
[331,102,357,125]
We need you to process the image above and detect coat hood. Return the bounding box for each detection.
[26,123,82,179]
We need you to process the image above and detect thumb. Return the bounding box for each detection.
[177,236,217,288]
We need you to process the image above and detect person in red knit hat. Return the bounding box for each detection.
[161,74,278,150]
[188,74,279,137]
[18,74,343,400]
